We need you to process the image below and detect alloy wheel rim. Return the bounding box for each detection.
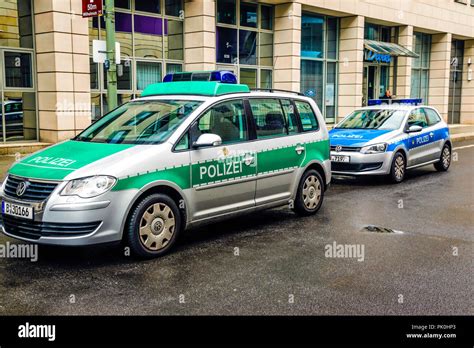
[302,175,321,210]
[442,147,451,168]
[394,155,405,180]
[139,203,175,251]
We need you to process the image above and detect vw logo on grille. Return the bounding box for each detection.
[335,145,342,152]
[16,181,30,197]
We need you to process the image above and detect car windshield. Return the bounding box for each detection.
[75,100,202,144]
[336,109,406,130]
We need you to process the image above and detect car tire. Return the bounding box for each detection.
[434,143,451,172]
[125,193,182,258]
[293,169,324,216]
[389,152,406,183]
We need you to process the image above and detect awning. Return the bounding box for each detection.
[364,39,419,58]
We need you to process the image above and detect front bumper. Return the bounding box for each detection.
[330,150,393,176]
[0,184,137,246]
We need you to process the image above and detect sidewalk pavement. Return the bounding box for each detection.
[448,124,474,142]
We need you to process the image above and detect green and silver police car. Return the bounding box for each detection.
[0,71,331,258]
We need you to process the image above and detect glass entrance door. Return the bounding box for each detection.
[363,64,390,105]
[363,64,377,105]
[0,49,37,142]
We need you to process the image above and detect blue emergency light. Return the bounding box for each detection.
[368,98,423,106]
[163,70,238,84]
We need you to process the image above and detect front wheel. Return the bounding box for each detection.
[125,194,182,258]
[293,169,324,216]
[389,152,406,183]
[434,143,451,172]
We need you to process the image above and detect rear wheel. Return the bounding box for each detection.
[389,152,406,183]
[126,194,182,258]
[293,169,324,216]
[434,143,451,172]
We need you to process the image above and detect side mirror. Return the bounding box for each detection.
[192,133,222,149]
[407,125,423,133]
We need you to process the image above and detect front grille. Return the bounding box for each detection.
[332,162,383,173]
[1,214,101,240]
[330,145,361,152]
[3,175,58,202]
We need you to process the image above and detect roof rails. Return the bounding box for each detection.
[250,88,305,96]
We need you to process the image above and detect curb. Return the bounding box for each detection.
[451,133,474,143]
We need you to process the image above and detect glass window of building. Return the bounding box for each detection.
[364,23,391,42]
[89,0,184,120]
[410,32,431,103]
[135,0,160,14]
[216,0,274,89]
[0,0,37,142]
[217,0,236,25]
[300,13,339,123]
[448,39,465,124]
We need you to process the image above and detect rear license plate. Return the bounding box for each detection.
[2,201,34,220]
[331,155,350,163]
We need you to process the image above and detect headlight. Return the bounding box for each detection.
[61,176,116,198]
[360,143,388,154]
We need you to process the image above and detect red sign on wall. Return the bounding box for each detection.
[82,0,103,18]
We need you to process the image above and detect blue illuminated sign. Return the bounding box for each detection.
[365,50,392,64]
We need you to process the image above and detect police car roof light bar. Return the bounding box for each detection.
[163,71,238,84]
[368,98,423,106]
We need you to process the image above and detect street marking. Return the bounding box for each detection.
[453,144,474,150]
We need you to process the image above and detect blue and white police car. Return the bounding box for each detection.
[329,102,451,183]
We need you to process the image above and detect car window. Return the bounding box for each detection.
[280,99,299,135]
[75,100,202,144]
[175,132,189,151]
[249,98,287,139]
[424,108,441,126]
[407,108,428,128]
[336,109,406,130]
[295,101,318,131]
[195,100,247,145]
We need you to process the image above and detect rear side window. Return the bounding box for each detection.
[295,101,318,131]
[424,108,441,126]
[249,99,287,139]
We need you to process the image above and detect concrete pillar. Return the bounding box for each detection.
[461,39,474,124]
[184,0,216,71]
[338,15,364,121]
[428,33,452,121]
[34,0,91,143]
[273,2,301,92]
[396,25,414,98]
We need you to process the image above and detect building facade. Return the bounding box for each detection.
[0,0,473,144]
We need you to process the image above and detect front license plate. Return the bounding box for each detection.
[2,201,34,220]
[331,155,350,163]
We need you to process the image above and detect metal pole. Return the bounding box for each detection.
[105,0,117,110]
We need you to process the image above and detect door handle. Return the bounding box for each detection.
[295,145,305,154]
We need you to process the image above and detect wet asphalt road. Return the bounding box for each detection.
[0,141,472,315]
